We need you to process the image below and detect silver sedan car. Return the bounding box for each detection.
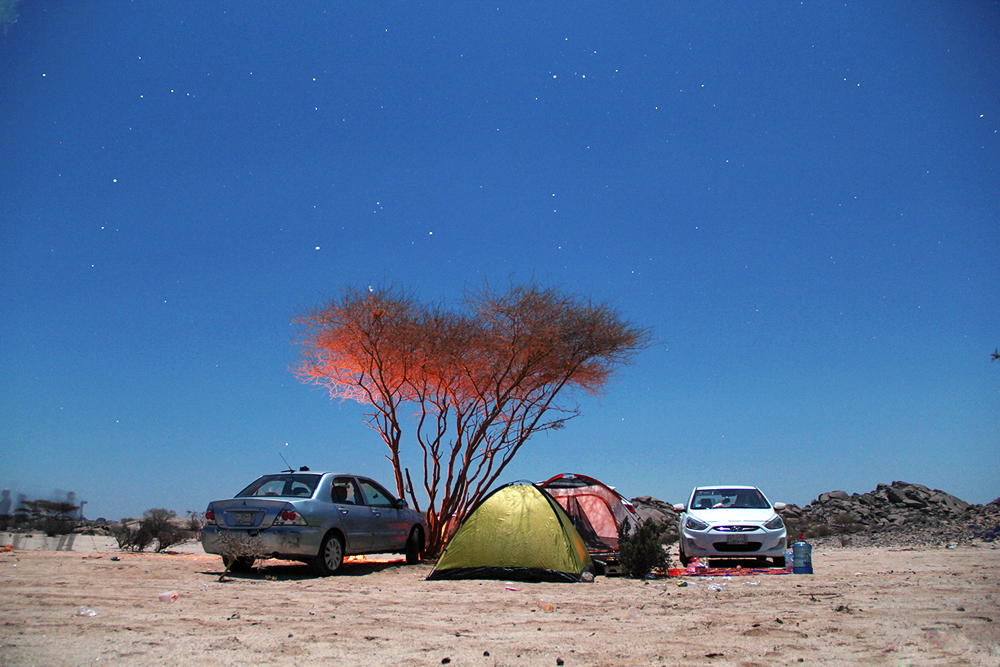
[673,485,787,567]
[201,470,427,575]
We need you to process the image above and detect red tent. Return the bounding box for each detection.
[538,473,642,574]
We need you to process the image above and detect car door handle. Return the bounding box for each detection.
[371,510,381,517]
[338,508,349,515]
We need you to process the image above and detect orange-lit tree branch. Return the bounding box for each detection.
[294,283,650,556]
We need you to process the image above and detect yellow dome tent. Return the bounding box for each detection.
[427,482,594,583]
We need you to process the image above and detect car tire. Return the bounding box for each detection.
[223,555,255,573]
[405,527,422,565]
[312,532,344,576]
[772,556,785,568]
[678,543,691,567]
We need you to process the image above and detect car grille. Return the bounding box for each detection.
[712,542,763,552]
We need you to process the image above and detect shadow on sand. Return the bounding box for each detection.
[200,556,420,580]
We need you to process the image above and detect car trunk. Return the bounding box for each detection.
[210,498,288,529]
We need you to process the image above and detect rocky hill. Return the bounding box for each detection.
[630,481,1000,549]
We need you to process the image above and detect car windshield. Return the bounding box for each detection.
[237,474,321,499]
[691,488,770,510]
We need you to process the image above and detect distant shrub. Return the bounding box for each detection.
[110,522,133,550]
[14,499,79,536]
[185,510,204,532]
[618,518,667,579]
[111,509,192,552]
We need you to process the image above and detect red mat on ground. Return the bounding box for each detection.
[666,567,790,577]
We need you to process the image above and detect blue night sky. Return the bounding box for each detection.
[1,2,997,521]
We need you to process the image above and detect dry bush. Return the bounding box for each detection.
[215,532,267,578]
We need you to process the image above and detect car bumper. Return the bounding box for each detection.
[201,525,324,560]
[681,530,786,559]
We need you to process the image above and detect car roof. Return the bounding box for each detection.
[692,485,759,491]
[260,472,372,479]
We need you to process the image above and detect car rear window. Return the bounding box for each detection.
[237,474,321,499]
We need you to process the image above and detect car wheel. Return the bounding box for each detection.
[772,556,785,568]
[405,527,422,565]
[312,532,344,576]
[678,543,691,567]
[222,555,254,573]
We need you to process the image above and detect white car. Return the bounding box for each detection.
[673,486,787,567]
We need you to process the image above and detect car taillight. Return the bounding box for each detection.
[205,509,215,522]
[273,505,307,526]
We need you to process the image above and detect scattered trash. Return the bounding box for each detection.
[946,544,958,549]
[505,582,520,591]
[581,571,595,583]
[157,591,179,602]
[537,599,554,612]
[686,558,709,574]
[708,583,724,592]
[676,580,688,587]
[76,606,97,617]
[200,583,208,591]
[742,580,760,586]
[110,557,120,562]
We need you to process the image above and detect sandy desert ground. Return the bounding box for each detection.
[0,536,997,667]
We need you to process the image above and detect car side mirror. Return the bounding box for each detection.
[773,502,786,510]
[672,503,685,512]
[395,498,408,509]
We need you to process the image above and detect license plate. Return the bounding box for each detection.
[233,512,255,527]
[726,534,748,545]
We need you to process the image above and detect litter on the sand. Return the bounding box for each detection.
[667,568,789,577]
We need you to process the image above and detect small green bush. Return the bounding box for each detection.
[618,518,667,579]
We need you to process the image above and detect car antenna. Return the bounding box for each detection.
[279,451,295,474]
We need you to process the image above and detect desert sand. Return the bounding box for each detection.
[0,538,997,666]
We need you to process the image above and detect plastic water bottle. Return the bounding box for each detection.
[783,548,794,572]
[792,534,813,574]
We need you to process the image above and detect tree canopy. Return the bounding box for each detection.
[294,283,650,555]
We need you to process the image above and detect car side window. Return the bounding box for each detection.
[331,477,361,505]
[359,480,395,508]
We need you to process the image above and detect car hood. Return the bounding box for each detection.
[687,508,777,525]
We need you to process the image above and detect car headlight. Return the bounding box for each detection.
[764,515,784,530]
[685,516,709,531]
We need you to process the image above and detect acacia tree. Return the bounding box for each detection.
[294,283,650,555]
